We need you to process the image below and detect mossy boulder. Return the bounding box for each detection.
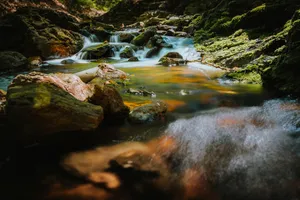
[158,52,185,66]
[0,8,83,59]
[129,101,168,124]
[120,47,134,58]
[119,33,135,43]
[6,73,103,142]
[81,42,114,59]
[146,35,172,48]
[131,28,157,46]
[0,51,28,72]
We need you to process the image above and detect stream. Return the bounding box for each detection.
[1,30,300,199]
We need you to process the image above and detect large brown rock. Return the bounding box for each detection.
[76,63,127,83]
[10,72,94,101]
[89,77,129,121]
[6,72,103,141]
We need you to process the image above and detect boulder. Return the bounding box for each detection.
[120,47,134,58]
[129,101,168,124]
[10,72,94,101]
[6,73,103,140]
[158,52,185,66]
[146,35,172,48]
[161,52,183,59]
[131,27,157,46]
[0,51,28,72]
[128,56,139,61]
[81,43,114,59]
[119,33,135,43]
[159,57,186,66]
[89,78,129,121]
[92,27,112,42]
[0,8,83,59]
[76,63,127,83]
[146,47,161,58]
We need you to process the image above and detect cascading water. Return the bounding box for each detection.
[110,34,120,43]
[165,99,300,199]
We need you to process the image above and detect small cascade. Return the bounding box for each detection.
[89,34,99,43]
[110,34,121,43]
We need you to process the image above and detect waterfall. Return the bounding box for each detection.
[110,34,120,43]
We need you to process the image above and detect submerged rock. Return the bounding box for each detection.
[129,101,168,124]
[0,51,28,72]
[89,77,129,121]
[126,88,156,97]
[6,73,103,141]
[61,59,76,64]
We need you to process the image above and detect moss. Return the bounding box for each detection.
[226,71,262,84]
[250,4,266,13]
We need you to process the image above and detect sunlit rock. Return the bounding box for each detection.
[6,72,103,140]
[76,63,127,83]
[89,77,129,122]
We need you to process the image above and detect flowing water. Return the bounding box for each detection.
[1,30,299,199]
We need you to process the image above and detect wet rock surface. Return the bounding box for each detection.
[89,77,130,122]
[76,63,127,83]
[0,7,83,59]
[0,51,28,73]
[129,101,168,124]
[6,73,103,141]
